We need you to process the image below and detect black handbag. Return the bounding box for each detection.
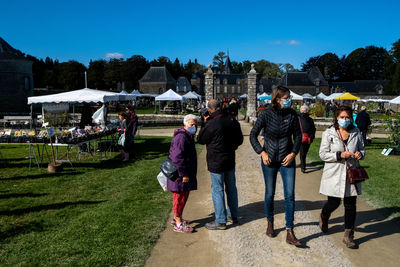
[159,157,179,181]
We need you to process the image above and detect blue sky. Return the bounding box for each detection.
[1,0,399,69]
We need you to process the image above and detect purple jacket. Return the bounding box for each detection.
[166,128,198,192]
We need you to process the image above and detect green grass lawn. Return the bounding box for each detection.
[307,138,400,218]
[0,137,202,266]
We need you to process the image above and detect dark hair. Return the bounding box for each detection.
[271,86,290,109]
[118,111,129,120]
[333,105,355,130]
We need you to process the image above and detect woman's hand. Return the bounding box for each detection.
[282,152,295,166]
[182,176,189,183]
[354,151,362,160]
[340,151,355,159]
[260,151,271,166]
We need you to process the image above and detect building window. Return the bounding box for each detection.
[217,86,220,93]
[224,86,227,93]
[237,79,240,84]
[183,86,186,92]
[237,86,241,93]
[231,86,235,94]
[224,79,227,85]
[259,84,264,93]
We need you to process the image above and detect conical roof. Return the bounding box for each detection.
[0,37,26,60]
[223,56,233,74]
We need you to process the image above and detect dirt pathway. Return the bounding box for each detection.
[144,122,400,267]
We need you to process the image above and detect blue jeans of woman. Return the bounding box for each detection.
[261,159,296,229]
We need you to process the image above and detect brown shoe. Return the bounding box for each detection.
[343,229,358,249]
[266,220,275,237]
[319,213,329,233]
[286,229,302,246]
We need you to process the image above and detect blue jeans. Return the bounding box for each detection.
[261,159,296,229]
[210,169,238,224]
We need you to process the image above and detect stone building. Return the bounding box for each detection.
[330,80,386,95]
[190,71,205,95]
[139,66,176,94]
[0,37,34,114]
[278,67,329,96]
[176,76,192,94]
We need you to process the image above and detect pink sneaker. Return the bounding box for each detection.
[170,219,190,226]
[173,223,193,233]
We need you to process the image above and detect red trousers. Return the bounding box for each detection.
[172,191,190,217]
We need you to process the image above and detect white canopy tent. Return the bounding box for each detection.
[325,93,344,101]
[316,92,327,100]
[359,98,390,103]
[155,89,184,101]
[130,89,157,98]
[117,90,136,101]
[183,91,201,100]
[239,94,248,98]
[155,89,185,113]
[302,93,313,99]
[389,96,400,104]
[290,90,303,101]
[27,88,120,104]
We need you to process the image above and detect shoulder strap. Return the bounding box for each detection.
[298,117,303,133]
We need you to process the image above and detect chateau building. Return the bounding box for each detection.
[0,37,34,114]
[176,76,192,94]
[330,80,386,95]
[278,67,329,96]
[139,66,176,94]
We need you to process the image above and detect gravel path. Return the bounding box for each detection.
[206,122,353,266]
[145,121,400,267]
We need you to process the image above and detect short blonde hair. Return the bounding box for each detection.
[183,114,198,126]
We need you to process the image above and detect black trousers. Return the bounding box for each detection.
[299,143,310,170]
[322,196,357,229]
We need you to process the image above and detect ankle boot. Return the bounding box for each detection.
[266,220,275,237]
[286,229,302,246]
[319,213,329,233]
[343,229,358,249]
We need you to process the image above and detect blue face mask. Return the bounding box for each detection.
[187,126,197,135]
[338,119,351,128]
[282,98,292,109]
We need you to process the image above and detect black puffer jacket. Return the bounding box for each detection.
[197,110,243,173]
[250,106,302,163]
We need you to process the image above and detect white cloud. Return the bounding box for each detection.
[268,41,282,45]
[287,40,300,45]
[105,52,124,59]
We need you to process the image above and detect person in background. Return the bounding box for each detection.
[249,86,303,247]
[126,104,139,157]
[117,112,133,162]
[197,99,243,230]
[299,105,316,173]
[167,114,199,233]
[319,105,365,249]
[355,106,371,145]
[325,102,331,118]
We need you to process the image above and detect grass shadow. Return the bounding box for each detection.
[0,200,106,216]
[0,171,84,181]
[0,221,45,241]
[0,192,48,199]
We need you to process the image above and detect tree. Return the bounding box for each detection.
[104,59,123,90]
[121,55,149,90]
[301,56,320,72]
[390,61,400,94]
[58,60,87,90]
[213,52,227,69]
[88,60,107,89]
[232,61,244,74]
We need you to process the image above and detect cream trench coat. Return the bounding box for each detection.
[319,126,366,198]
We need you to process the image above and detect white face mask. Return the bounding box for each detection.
[187,126,197,135]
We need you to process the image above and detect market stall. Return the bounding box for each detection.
[155,89,185,113]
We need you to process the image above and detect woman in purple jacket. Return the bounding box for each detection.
[167,114,198,233]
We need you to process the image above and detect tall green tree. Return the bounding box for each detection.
[121,55,149,90]
[58,60,86,90]
[104,59,123,90]
[88,60,107,89]
[213,52,227,69]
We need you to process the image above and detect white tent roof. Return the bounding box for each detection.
[155,89,184,101]
[290,90,303,100]
[118,90,136,101]
[191,91,202,98]
[389,96,400,104]
[325,93,343,101]
[316,92,327,100]
[183,91,201,100]
[27,88,119,104]
[302,93,313,99]
[239,94,248,98]
[131,90,142,95]
[360,98,389,103]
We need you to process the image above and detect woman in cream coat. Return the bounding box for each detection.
[319,105,365,249]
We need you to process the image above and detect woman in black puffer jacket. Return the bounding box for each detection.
[250,86,302,246]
